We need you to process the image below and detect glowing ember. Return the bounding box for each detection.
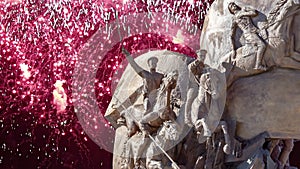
[19,63,31,79]
[53,80,67,113]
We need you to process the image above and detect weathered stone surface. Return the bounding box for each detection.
[113,125,132,168]
[200,0,300,163]
[226,68,300,140]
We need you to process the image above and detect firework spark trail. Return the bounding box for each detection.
[0,0,213,168]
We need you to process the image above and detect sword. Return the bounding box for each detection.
[115,11,123,42]
[111,93,180,169]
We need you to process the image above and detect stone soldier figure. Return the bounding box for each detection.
[122,47,164,113]
[122,47,164,136]
[186,50,214,137]
[228,2,267,70]
[139,70,179,136]
[185,49,207,127]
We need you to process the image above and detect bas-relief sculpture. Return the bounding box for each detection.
[105,0,300,168]
[108,50,191,169]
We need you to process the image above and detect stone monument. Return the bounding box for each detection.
[105,0,300,168]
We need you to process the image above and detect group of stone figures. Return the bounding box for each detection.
[109,0,300,169]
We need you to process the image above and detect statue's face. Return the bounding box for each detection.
[229,3,239,14]
[197,50,207,61]
[148,59,157,70]
[198,54,206,61]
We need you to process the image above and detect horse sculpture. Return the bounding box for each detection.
[116,70,184,168]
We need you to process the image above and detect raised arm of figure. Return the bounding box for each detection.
[242,7,258,17]
[122,47,145,76]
